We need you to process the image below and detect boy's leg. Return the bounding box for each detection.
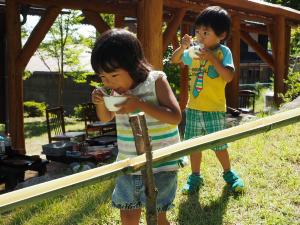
[182,109,205,195]
[215,149,231,172]
[120,209,141,225]
[214,149,244,193]
[205,112,244,192]
[182,150,204,195]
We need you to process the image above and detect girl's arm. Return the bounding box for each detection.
[117,77,182,125]
[91,89,115,122]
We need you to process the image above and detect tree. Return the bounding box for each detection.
[38,10,92,105]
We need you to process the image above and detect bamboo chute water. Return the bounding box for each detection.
[0,107,299,213]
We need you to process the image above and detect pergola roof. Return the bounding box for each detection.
[2,0,300,153]
[1,0,300,24]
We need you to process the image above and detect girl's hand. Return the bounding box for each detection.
[115,95,141,114]
[181,34,192,49]
[91,88,105,105]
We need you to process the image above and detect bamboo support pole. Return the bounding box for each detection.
[0,107,300,213]
[130,113,157,225]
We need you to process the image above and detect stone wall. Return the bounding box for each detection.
[23,72,97,115]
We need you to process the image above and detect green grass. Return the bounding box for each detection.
[0,117,300,224]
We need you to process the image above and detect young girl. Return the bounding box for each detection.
[91,29,182,225]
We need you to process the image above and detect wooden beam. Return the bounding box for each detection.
[137,0,163,69]
[17,6,61,71]
[164,0,274,24]
[6,0,25,153]
[82,10,110,34]
[240,24,268,35]
[19,0,136,17]
[226,16,240,109]
[163,8,186,53]
[240,31,274,70]
[1,107,300,213]
[115,15,125,28]
[206,0,300,22]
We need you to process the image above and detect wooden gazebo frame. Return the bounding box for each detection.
[2,0,300,153]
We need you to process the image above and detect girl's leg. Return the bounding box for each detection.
[158,212,170,225]
[120,209,141,225]
[215,149,231,172]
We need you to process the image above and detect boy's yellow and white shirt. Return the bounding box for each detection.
[182,44,235,112]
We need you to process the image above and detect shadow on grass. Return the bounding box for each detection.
[177,186,231,225]
[24,120,48,138]
[23,119,80,139]
[2,179,115,225]
[59,180,115,225]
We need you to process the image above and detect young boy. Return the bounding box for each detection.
[171,6,245,194]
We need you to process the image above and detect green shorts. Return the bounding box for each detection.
[184,109,228,151]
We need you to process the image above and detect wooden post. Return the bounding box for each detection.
[273,16,287,106]
[226,15,240,109]
[137,0,163,69]
[129,113,158,225]
[178,23,189,111]
[115,15,125,28]
[6,0,25,153]
[162,8,186,52]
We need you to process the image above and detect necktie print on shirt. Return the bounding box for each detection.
[193,60,207,97]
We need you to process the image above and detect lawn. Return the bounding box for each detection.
[0,113,299,224]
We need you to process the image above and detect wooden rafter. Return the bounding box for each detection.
[17,6,61,71]
[206,0,300,21]
[163,8,187,52]
[240,31,274,70]
[240,23,268,35]
[164,0,279,24]
[19,0,136,17]
[82,10,110,34]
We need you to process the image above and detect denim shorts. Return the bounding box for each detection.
[112,171,177,212]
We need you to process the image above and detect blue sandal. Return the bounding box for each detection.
[182,174,204,195]
[223,170,245,193]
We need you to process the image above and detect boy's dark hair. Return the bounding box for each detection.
[91,29,151,84]
[195,6,231,40]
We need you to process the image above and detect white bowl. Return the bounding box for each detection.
[188,44,204,58]
[103,96,127,111]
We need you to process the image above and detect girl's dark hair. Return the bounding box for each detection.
[91,29,151,84]
[195,6,231,40]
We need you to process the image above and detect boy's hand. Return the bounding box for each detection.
[181,34,192,49]
[91,88,105,105]
[197,48,215,61]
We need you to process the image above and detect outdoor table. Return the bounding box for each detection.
[0,153,48,191]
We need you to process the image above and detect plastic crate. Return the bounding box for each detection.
[42,141,73,156]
